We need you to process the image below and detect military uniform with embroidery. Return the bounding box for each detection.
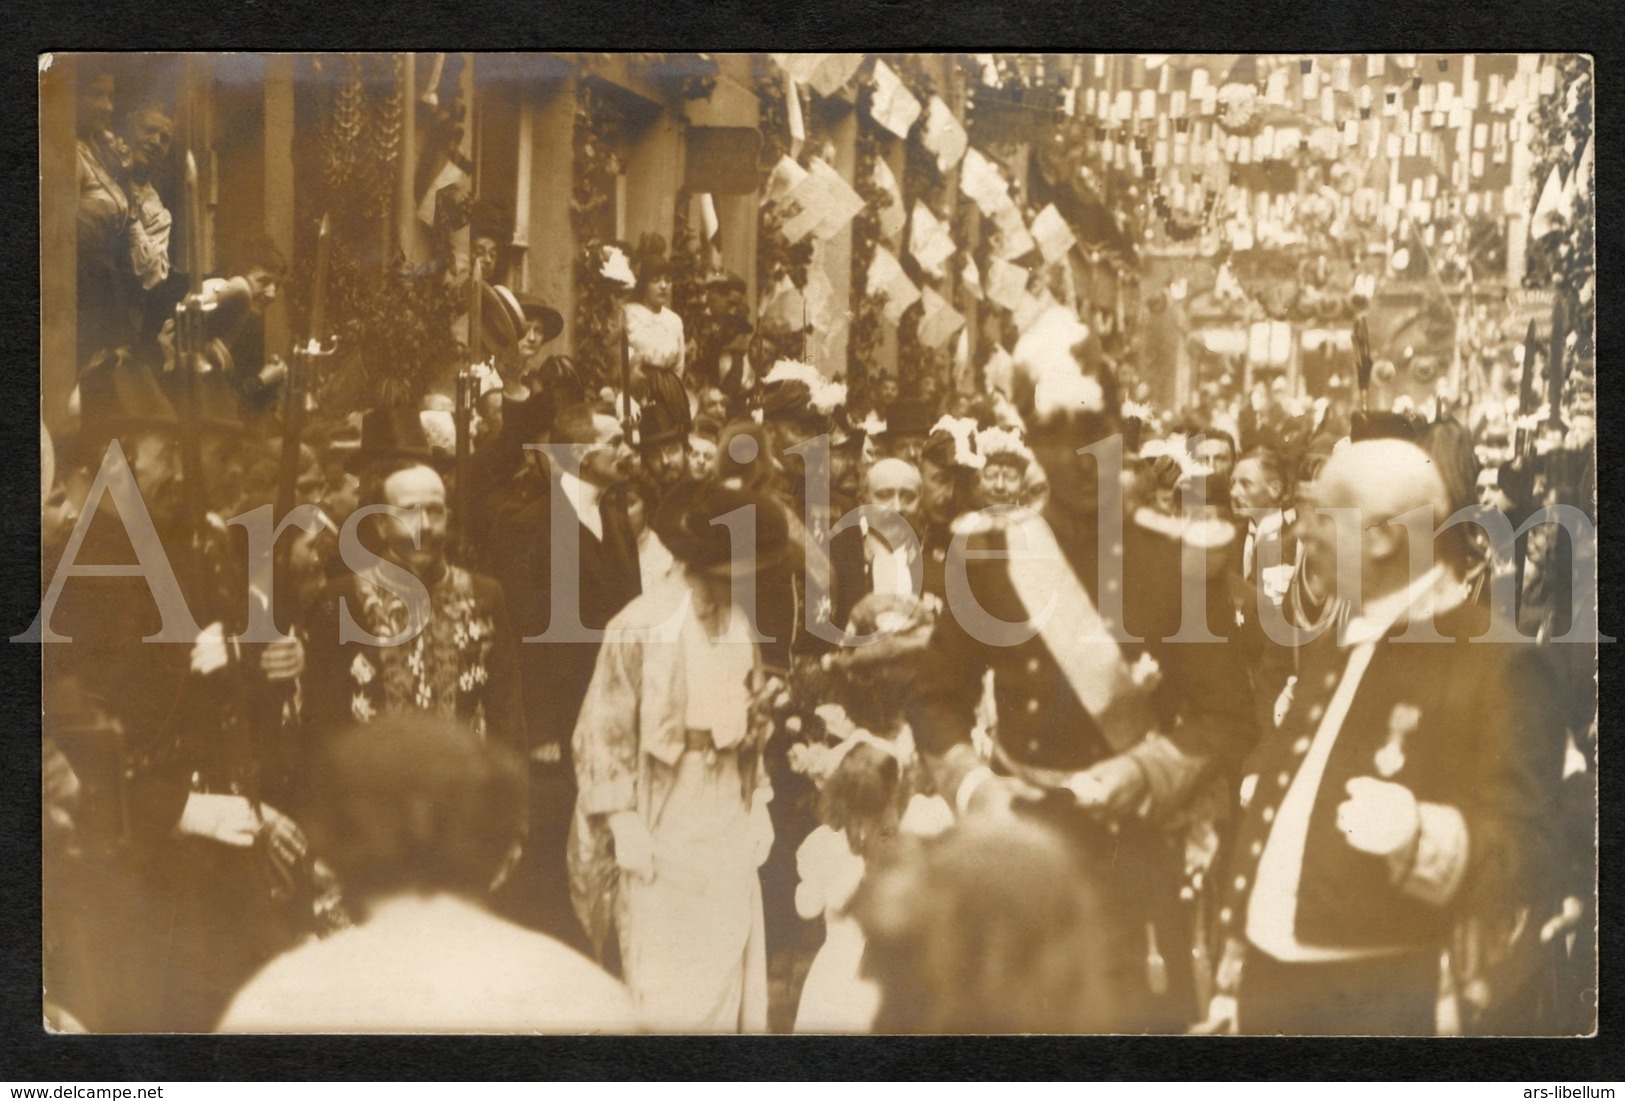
[1210,572,1565,1035]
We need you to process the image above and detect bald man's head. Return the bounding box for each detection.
[1298,439,1452,601]
[1316,439,1449,523]
[863,458,923,523]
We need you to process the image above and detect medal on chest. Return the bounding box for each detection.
[1374,702,1421,778]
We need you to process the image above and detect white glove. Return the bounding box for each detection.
[1336,777,1420,859]
[177,792,262,847]
[191,622,230,676]
[750,796,775,869]
[1065,754,1149,819]
[258,357,290,387]
[607,810,654,881]
[260,635,305,682]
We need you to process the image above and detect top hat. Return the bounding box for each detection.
[880,399,934,440]
[638,401,690,452]
[346,405,449,475]
[77,349,180,441]
[653,481,796,579]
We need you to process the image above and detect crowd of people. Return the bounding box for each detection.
[41,60,1596,1036]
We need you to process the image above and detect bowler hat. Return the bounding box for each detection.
[346,405,449,475]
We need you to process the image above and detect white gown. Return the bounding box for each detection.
[792,825,880,1033]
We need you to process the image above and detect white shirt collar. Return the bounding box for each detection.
[1343,563,1454,646]
[558,469,604,540]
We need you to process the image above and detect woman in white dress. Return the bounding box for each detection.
[793,738,902,1033]
[569,482,795,1032]
[622,238,685,395]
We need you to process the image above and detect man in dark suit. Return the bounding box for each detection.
[908,307,1257,1032]
[1205,439,1567,1035]
[43,352,305,1031]
[488,403,641,952]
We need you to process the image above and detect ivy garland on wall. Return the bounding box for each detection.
[751,61,815,362]
[1524,53,1594,360]
[894,56,952,396]
[294,52,462,411]
[847,84,888,408]
[569,79,627,390]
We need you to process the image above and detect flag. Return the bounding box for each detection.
[1569,135,1593,207]
[991,201,1036,262]
[785,72,806,158]
[1030,204,1077,265]
[871,60,923,139]
[962,254,983,301]
[909,202,956,280]
[873,157,906,244]
[780,157,866,244]
[985,258,1030,313]
[959,147,1011,217]
[763,155,809,208]
[1530,163,1567,238]
[921,95,969,173]
[917,286,966,350]
[866,246,921,326]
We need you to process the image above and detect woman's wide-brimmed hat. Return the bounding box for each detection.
[653,481,797,579]
[511,291,564,346]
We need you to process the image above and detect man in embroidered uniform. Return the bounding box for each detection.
[1204,439,1565,1035]
[303,409,523,756]
[908,307,1255,1031]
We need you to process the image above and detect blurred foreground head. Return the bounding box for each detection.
[301,716,525,912]
[854,816,1131,1034]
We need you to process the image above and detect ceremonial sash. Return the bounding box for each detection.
[1002,510,1154,755]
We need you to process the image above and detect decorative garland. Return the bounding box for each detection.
[1523,54,1594,359]
[293,52,462,411]
[628,52,720,102]
[847,82,888,406]
[894,56,954,396]
[1032,113,1139,280]
[897,56,944,210]
[570,78,626,390]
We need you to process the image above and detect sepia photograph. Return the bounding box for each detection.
[35,50,1598,1039]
